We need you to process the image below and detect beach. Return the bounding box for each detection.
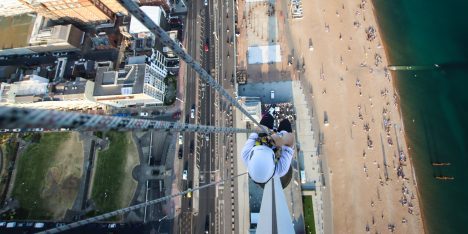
[280,0,425,232]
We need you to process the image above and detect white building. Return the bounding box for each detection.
[129,6,164,34]
[128,49,168,78]
[129,6,165,50]
[92,62,166,108]
[0,75,49,103]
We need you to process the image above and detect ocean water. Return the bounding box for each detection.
[372,0,468,233]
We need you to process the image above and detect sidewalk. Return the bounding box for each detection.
[234,108,250,234]
[292,80,333,234]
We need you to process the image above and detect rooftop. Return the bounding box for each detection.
[0,14,36,50]
[93,64,146,97]
[129,6,162,34]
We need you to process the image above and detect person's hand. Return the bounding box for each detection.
[251,125,270,134]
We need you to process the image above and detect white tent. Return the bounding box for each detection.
[247,45,282,64]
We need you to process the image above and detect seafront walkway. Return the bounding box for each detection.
[292,81,333,234]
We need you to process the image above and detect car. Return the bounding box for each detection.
[172,110,181,119]
[204,43,209,52]
[32,54,40,58]
[204,0,208,6]
[183,170,188,180]
[6,222,16,228]
[205,134,209,141]
[108,223,117,229]
[270,90,275,99]
[187,188,192,198]
[190,140,194,153]
[179,134,183,145]
[191,104,195,118]
[178,148,183,159]
[34,222,45,228]
[140,112,149,117]
[169,18,182,25]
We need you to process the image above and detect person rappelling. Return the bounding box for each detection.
[241,106,295,187]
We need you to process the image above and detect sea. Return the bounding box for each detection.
[372,0,468,233]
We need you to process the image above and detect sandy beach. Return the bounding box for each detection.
[284,0,425,232]
[235,0,425,233]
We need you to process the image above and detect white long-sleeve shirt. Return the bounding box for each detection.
[241,132,294,177]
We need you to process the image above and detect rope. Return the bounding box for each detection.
[39,172,247,234]
[0,106,257,134]
[118,0,270,134]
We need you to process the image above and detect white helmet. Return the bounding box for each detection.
[248,146,276,183]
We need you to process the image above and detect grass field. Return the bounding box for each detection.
[91,132,132,216]
[303,195,316,234]
[10,133,71,220]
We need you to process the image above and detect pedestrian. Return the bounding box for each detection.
[241,106,295,186]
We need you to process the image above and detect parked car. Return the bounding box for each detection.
[183,170,188,180]
[179,134,184,145]
[140,112,149,117]
[191,104,195,118]
[178,148,183,159]
[34,223,45,228]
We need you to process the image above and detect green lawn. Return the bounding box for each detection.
[10,133,70,219]
[303,196,316,234]
[90,132,129,216]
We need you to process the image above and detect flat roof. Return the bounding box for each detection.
[0,14,36,50]
[94,64,146,96]
[129,6,162,34]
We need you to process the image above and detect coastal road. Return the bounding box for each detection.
[175,0,207,232]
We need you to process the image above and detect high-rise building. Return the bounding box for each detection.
[0,0,33,17]
[3,0,128,25]
[92,61,166,108]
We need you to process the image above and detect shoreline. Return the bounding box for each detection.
[280,0,425,232]
[369,4,428,232]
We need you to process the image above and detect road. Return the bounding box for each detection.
[175,0,206,232]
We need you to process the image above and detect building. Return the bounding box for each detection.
[162,30,180,58]
[136,0,171,13]
[92,62,166,108]
[127,49,167,78]
[129,6,165,51]
[0,76,102,109]
[0,75,49,103]
[238,96,262,122]
[0,0,33,17]
[5,0,127,26]
[0,15,85,56]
